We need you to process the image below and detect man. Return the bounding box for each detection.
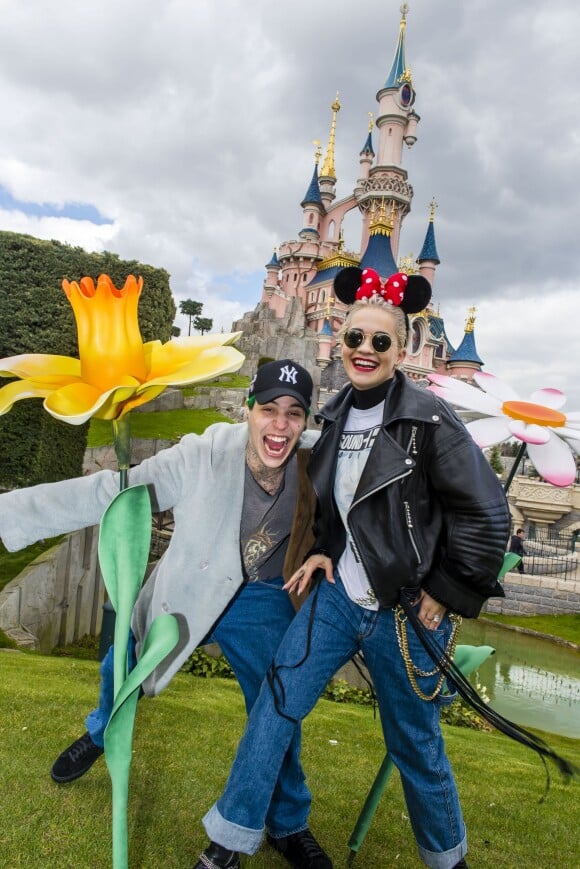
[509,528,526,574]
[0,359,331,869]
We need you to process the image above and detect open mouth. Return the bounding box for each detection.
[352,357,379,372]
[263,435,289,457]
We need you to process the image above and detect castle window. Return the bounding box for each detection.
[303,273,308,281]
[410,320,423,355]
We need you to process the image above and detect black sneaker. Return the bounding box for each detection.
[267,829,332,868]
[193,842,240,869]
[453,861,469,869]
[50,732,104,783]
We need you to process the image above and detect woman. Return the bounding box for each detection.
[196,269,510,869]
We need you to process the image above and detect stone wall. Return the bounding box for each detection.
[508,476,580,529]
[483,570,580,616]
[0,528,104,652]
[232,298,322,393]
[183,387,248,421]
[4,543,579,654]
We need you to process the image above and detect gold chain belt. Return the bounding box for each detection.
[394,605,462,701]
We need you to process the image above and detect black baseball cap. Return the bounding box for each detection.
[248,359,313,411]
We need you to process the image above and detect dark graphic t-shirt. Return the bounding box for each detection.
[240,456,297,582]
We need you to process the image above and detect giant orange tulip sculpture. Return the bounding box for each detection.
[0,275,245,868]
[0,274,244,423]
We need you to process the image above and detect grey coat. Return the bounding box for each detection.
[0,422,319,694]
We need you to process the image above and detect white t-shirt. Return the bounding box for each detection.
[334,402,384,610]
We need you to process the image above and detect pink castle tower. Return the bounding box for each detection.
[234,4,483,389]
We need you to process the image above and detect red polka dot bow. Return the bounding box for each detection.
[356,268,408,306]
[332,264,431,314]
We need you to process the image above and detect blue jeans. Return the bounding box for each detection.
[86,578,311,837]
[203,575,466,869]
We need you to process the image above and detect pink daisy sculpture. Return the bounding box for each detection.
[428,372,580,487]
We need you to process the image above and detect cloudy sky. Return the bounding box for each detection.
[0,0,578,406]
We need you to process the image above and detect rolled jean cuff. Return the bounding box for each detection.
[202,803,264,855]
[417,832,467,869]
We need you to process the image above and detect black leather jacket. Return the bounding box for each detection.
[309,371,509,617]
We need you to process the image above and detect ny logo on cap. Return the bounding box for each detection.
[278,364,298,385]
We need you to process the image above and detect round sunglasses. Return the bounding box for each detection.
[343,328,393,353]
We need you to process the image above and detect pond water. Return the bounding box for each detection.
[458,619,580,739]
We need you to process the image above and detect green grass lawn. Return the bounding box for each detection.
[0,536,64,594]
[87,408,233,447]
[0,651,578,868]
[181,373,251,396]
[482,613,580,646]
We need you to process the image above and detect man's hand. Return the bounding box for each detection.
[284,554,334,596]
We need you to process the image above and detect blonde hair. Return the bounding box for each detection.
[338,298,408,351]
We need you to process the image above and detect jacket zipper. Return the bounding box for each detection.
[347,467,414,572]
[404,499,421,564]
[407,425,418,456]
[349,467,413,512]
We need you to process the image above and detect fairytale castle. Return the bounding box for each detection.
[233,4,483,393]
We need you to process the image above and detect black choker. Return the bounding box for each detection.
[352,378,393,410]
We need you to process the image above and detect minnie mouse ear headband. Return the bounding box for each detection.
[333,266,431,321]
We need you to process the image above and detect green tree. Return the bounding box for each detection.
[488,444,504,476]
[179,299,203,336]
[0,231,176,487]
[194,316,213,335]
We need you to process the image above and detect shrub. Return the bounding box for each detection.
[184,651,490,731]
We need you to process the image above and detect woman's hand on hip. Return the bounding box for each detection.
[417,591,447,631]
[284,554,334,596]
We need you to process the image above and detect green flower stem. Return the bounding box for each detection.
[112,416,132,492]
[99,483,153,869]
[102,411,151,868]
[105,613,180,869]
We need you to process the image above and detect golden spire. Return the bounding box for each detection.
[397,5,413,86]
[368,112,374,132]
[398,252,417,275]
[312,140,322,165]
[326,293,335,318]
[320,93,341,179]
[429,197,438,222]
[369,197,395,236]
[465,306,477,333]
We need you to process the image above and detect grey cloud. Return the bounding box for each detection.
[0,0,577,407]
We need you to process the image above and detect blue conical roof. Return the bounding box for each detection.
[301,163,323,207]
[265,250,280,269]
[450,330,483,365]
[384,16,407,89]
[320,318,333,337]
[417,220,440,264]
[359,232,397,277]
[360,130,375,157]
